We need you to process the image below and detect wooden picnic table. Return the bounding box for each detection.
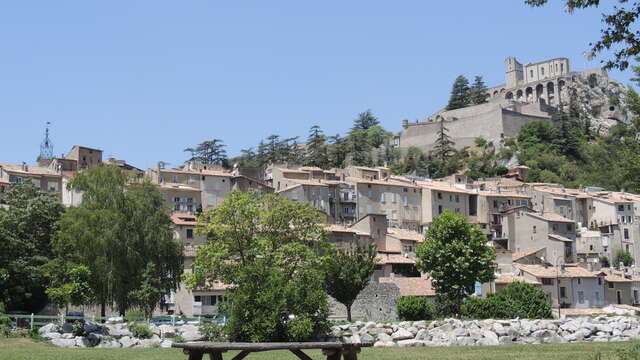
[172,341,371,360]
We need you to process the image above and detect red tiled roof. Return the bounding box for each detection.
[172,213,197,226]
[512,247,545,261]
[379,277,436,297]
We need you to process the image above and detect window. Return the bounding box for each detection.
[598,277,602,286]
[380,193,385,203]
[552,224,558,231]
[609,282,615,289]
[530,70,534,77]
[560,286,566,298]
[194,295,201,302]
[391,193,397,203]
[174,197,180,203]
[618,205,625,211]
[577,278,582,285]
[367,190,372,198]
[590,245,594,251]
[533,225,537,234]
[624,229,630,240]
[541,67,545,76]
[437,192,442,200]
[493,200,498,209]
[449,195,453,201]
[455,195,460,203]
[186,229,193,239]
[567,224,572,232]
[172,175,177,183]
[542,278,553,285]
[578,291,585,304]
[596,291,600,303]
[628,216,632,223]
[403,195,408,207]
[455,208,460,214]
[438,205,443,214]
[560,63,564,72]
[402,244,413,253]
[628,205,632,211]
[188,175,196,184]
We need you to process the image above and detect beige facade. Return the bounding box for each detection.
[502,209,575,265]
[65,146,103,169]
[0,163,63,203]
[418,181,475,226]
[351,178,421,230]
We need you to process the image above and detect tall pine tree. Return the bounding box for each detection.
[446,75,470,110]
[305,125,329,168]
[433,117,455,163]
[469,76,489,105]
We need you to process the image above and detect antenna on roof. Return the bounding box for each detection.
[39,121,54,160]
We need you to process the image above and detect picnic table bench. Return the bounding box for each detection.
[172,341,371,360]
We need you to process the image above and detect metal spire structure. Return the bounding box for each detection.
[39,122,54,160]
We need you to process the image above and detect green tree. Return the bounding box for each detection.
[305,125,329,168]
[0,181,65,312]
[432,117,456,164]
[446,75,470,110]
[469,76,489,105]
[324,244,377,322]
[54,164,183,317]
[45,264,93,315]
[614,251,635,268]
[187,191,331,342]
[129,263,166,321]
[415,211,496,316]
[525,0,640,70]
[327,134,348,168]
[600,255,611,268]
[185,139,228,166]
[351,110,380,131]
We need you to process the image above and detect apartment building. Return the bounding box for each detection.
[515,264,607,309]
[603,269,640,306]
[501,208,576,265]
[0,162,63,203]
[418,180,476,226]
[349,177,422,230]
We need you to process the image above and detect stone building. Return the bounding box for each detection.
[0,162,63,203]
[395,56,628,153]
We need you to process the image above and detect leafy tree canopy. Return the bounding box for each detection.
[415,211,496,316]
[187,191,331,341]
[0,181,64,312]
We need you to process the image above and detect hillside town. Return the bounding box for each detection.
[3,137,639,321]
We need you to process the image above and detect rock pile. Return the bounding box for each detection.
[39,317,206,349]
[330,316,640,347]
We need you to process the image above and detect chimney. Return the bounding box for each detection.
[21,162,28,172]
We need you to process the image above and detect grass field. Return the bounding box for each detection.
[0,338,637,360]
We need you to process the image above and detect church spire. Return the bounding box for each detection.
[39,121,54,160]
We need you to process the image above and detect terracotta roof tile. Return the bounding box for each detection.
[379,277,436,297]
[375,253,416,265]
[512,247,545,261]
[387,228,424,242]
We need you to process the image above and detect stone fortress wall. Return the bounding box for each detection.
[395,56,629,152]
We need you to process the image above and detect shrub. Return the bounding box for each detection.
[286,315,314,342]
[125,310,145,322]
[130,323,153,339]
[72,321,87,337]
[200,322,226,342]
[396,296,436,321]
[173,335,185,343]
[600,256,611,268]
[0,315,11,338]
[461,282,552,319]
[614,251,634,268]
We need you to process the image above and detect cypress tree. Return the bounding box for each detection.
[433,117,455,163]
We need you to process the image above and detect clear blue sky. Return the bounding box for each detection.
[0,1,633,169]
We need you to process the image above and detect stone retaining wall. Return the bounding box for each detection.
[330,316,640,347]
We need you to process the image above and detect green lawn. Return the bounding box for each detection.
[0,338,634,360]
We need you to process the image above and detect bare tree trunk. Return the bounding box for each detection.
[346,303,352,323]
